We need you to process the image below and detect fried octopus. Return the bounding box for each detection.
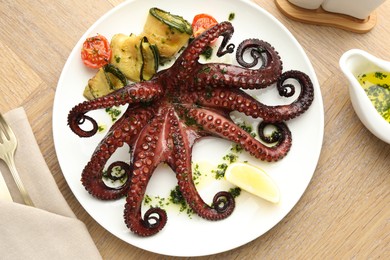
[67,21,314,236]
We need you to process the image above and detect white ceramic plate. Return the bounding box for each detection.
[53,0,324,257]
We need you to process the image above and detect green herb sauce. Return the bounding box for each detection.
[141,137,247,218]
[357,71,390,123]
[212,150,239,180]
[169,185,194,216]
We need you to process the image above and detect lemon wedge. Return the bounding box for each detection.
[225,162,280,203]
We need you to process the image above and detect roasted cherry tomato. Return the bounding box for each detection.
[81,34,111,69]
[191,13,218,38]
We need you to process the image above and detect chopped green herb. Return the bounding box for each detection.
[213,162,228,179]
[193,163,201,185]
[200,66,211,74]
[201,46,213,59]
[237,122,256,137]
[231,144,244,153]
[375,72,387,80]
[205,86,213,99]
[169,185,194,217]
[105,106,122,122]
[98,124,106,132]
[220,67,228,74]
[229,187,241,198]
[144,194,152,205]
[169,185,185,205]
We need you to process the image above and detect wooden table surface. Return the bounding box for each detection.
[1,0,389,259]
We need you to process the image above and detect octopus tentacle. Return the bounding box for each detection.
[68,80,163,137]
[168,109,235,220]
[81,106,156,200]
[180,70,314,122]
[170,21,235,85]
[272,70,315,120]
[124,107,173,236]
[178,88,253,116]
[258,121,287,144]
[187,107,292,162]
[192,40,282,90]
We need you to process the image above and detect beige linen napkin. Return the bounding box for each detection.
[0,107,102,260]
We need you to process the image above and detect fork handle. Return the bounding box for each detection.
[3,154,34,206]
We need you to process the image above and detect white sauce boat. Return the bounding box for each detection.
[339,49,390,144]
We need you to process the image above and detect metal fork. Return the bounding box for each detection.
[0,113,34,206]
[0,168,13,202]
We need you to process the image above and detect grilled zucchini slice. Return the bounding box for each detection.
[142,7,192,58]
[83,64,128,100]
[110,33,159,82]
[110,33,143,82]
[140,37,159,81]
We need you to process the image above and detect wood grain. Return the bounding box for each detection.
[0,0,389,259]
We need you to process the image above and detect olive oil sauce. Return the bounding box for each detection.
[357,71,390,123]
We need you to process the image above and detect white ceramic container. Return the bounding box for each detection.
[339,49,390,144]
[322,0,386,19]
[287,0,324,9]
